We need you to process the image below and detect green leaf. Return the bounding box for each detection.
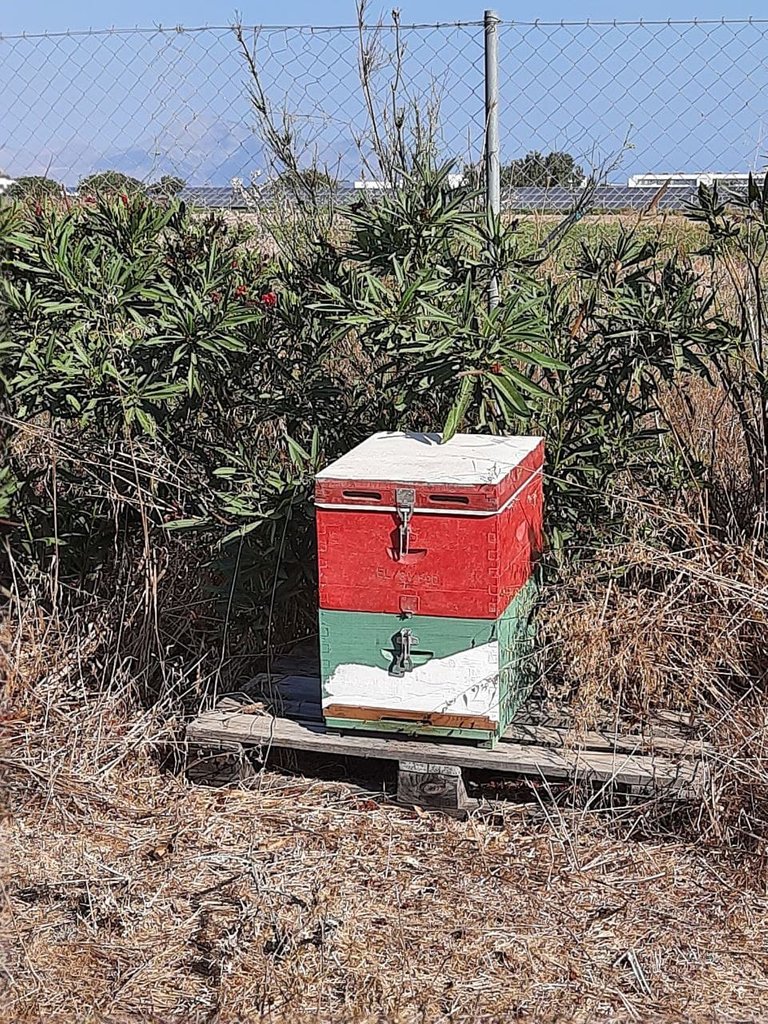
[162,517,208,531]
[488,372,529,415]
[502,367,551,400]
[220,520,263,545]
[515,348,569,371]
[134,407,157,436]
[285,433,311,468]
[442,375,474,442]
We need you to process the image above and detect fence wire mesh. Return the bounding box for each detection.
[1,17,767,212]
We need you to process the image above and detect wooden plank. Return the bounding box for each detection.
[219,675,711,759]
[501,722,712,759]
[324,702,497,731]
[508,704,700,743]
[186,709,706,795]
[215,703,709,758]
[324,715,493,743]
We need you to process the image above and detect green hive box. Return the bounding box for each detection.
[320,578,537,745]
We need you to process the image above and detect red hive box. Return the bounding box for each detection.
[315,432,544,620]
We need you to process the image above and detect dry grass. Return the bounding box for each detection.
[3,592,768,1024]
[543,532,768,715]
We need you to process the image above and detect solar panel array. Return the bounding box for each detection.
[178,183,703,213]
[178,186,244,209]
[502,185,700,213]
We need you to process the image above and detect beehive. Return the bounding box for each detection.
[315,431,544,744]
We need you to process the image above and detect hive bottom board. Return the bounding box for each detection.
[320,580,536,744]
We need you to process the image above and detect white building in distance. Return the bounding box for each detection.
[628,172,760,189]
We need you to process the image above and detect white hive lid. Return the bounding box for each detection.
[315,431,542,486]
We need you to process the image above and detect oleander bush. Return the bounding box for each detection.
[1,168,766,706]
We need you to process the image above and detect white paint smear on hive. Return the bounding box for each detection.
[323,641,500,721]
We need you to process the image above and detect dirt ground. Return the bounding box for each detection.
[3,722,768,1023]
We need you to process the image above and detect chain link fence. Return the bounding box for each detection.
[1,17,768,211]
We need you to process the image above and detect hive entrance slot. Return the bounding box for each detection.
[342,489,382,501]
[428,493,470,505]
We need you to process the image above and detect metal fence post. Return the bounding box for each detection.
[484,9,501,310]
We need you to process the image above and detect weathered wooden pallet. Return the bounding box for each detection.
[185,665,712,813]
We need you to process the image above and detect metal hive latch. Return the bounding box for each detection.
[395,487,415,561]
[391,627,419,676]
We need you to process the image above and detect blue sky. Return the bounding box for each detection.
[4,1,765,34]
[2,4,767,187]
